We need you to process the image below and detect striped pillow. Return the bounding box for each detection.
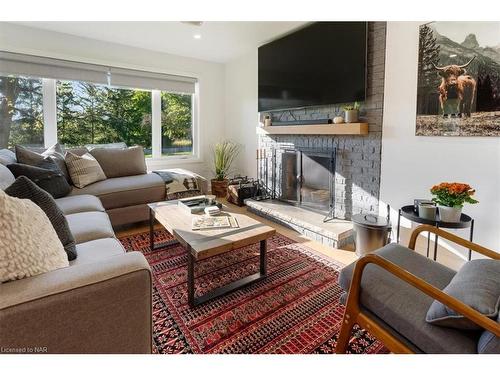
[65,152,106,188]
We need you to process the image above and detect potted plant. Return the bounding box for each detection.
[343,101,360,123]
[430,182,478,222]
[211,140,240,198]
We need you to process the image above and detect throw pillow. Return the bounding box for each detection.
[426,259,500,330]
[42,143,71,182]
[90,146,146,178]
[65,151,106,188]
[0,149,17,165]
[7,163,71,199]
[15,145,62,171]
[0,189,69,283]
[0,164,15,190]
[5,176,77,261]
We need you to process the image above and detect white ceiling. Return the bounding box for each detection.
[13,21,307,63]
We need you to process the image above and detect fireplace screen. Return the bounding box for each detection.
[279,149,335,212]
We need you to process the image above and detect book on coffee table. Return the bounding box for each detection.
[191,215,239,230]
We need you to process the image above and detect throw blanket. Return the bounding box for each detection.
[153,169,200,200]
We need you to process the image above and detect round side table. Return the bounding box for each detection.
[396,205,474,261]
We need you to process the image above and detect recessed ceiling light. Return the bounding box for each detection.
[193,34,202,40]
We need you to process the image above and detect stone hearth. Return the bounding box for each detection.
[246,199,353,249]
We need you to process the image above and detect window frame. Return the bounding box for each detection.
[39,77,199,163]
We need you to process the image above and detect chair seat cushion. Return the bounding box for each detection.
[70,238,125,267]
[69,173,165,210]
[55,194,105,215]
[339,243,481,353]
[66,211,114,244]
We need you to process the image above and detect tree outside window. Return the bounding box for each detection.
[0,76,44,149]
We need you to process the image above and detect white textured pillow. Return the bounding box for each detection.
[65,151,106,188]
[0,190,69,282]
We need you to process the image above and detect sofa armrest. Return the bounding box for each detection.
[0,252,152,354]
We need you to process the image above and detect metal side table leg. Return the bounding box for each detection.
[468,220,474,261]
[433,224,439,261]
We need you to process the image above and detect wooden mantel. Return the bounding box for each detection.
[256,123,368,136]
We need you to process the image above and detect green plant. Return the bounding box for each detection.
[342,101,360,111]
[212,141,240,181]
[430,182,478,208]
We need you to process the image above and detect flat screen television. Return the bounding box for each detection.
[258,22,367,112]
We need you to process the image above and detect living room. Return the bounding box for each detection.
[1,0,499,372]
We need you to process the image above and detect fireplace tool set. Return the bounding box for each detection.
[255,148,274,201]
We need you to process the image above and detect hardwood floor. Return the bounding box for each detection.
[115,199,468,270]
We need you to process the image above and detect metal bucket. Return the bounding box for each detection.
[352,213,391,257]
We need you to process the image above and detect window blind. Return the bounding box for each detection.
[0,51,197,93]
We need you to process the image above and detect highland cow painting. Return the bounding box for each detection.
[416,22,500,136]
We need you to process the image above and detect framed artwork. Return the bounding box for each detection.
[416,22,500,136]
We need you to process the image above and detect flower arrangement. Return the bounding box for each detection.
[430,182,478,208]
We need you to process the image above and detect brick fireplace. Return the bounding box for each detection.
[257,22,386,221]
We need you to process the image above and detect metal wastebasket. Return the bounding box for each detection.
[352,213,391,257]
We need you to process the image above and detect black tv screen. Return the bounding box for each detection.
[258,22,367,112]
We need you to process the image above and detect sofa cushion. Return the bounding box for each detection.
[0,164,15,190]
[339,243,480,353]
[426,259,500,330]
[55,194,105,215]
[90,146,147,178]
[0,149,16,165]
[5,176,76,261]
[69,173,165,210]
[0,189,68,282]
[7,163,71,199]
[70,238,125,267]
[65,152,107,188]
[65,211,114,244]
[477,314,500,354]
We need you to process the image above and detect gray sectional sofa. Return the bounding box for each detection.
[0,146,164,353]
[0,169,153,353]
[0,145,209,353]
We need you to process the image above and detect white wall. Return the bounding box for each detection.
[0,23,226,179]
[224,51,259,177]
[381,22,500,256]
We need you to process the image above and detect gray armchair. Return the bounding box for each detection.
[336,225,500,354]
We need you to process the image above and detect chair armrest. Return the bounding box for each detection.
[345,253,500,336]
[408,224,500,260]
[0,252,152,353]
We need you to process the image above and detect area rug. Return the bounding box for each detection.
[119,229,388,354]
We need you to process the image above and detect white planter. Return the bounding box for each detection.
[344,110,359,123]
[438,205,462,222]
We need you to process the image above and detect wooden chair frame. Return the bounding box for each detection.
[336,224,500,354]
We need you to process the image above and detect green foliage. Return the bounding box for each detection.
[161,92,192,142]
[342,101,360,111]
[0,76,44,149]
[212,140,240,181]
[430,183,479,208]
[1,77,193,154]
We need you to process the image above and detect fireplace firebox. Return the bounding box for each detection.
[269,147,336,220]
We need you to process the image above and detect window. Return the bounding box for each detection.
[0,52,198,160]
[56,80,152,156]
[0,75,44,149]
[161,92,193,157]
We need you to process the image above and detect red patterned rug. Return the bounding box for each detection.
[119,229,388,354]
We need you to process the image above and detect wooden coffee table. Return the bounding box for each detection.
[148,200,276,307]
